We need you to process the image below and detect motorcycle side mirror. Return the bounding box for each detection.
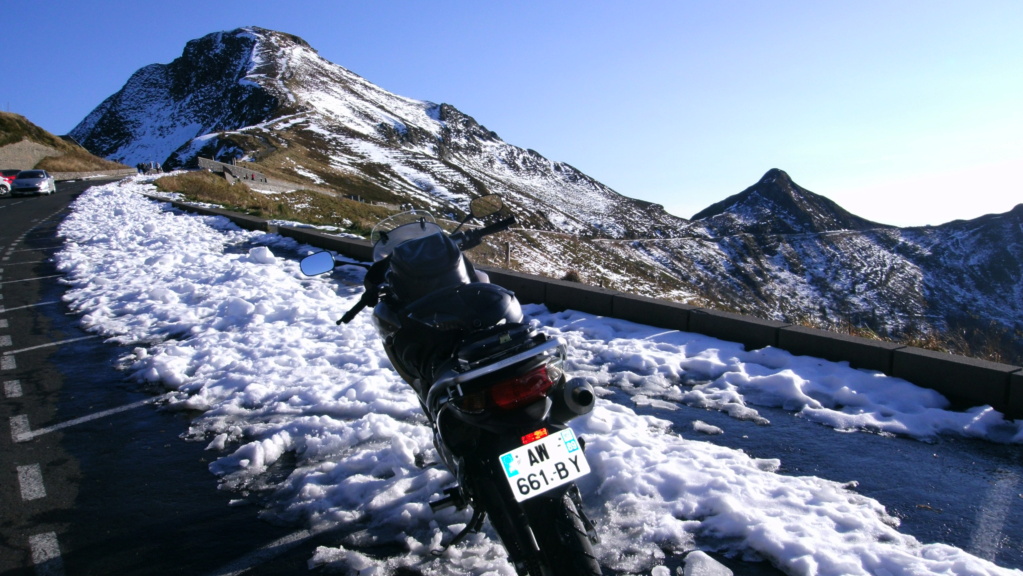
[300,251,336,276]
[469,194,503,219]
[452,194,505,234]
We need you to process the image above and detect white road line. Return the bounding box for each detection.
[0,318,9,328]
[0,274,63,285]
[4,379,22,398]
[1,355,15,370]
[8,246,62,253]
[0,300,60,313]
[29,532,65,576]
[0,334,12,347]
[18,464,47,500]
[10,414,31,442]
[3,335,101,355]
[13,395,170,442]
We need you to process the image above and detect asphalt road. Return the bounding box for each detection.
[0,182,334,576]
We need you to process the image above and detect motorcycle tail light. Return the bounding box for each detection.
[491,364,555,410]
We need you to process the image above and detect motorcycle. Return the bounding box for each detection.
[300,195,601,575]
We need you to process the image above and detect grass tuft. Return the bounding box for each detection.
[154,171,395,236]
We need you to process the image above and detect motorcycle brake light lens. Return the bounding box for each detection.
[521,428,549,445]
[491,365,555,410]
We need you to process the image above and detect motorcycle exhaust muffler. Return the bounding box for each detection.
[550,378,596,423]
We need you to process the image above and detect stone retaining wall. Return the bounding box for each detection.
[198,157,335,196]
[0,140,62,169]
[0,140,136,181]
[50,169,138,181]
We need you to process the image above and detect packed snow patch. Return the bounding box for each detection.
[53,177,1023,575]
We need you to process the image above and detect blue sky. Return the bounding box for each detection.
[3,0,1020,226]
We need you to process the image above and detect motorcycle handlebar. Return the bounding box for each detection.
[457,215,516,249]
[337,283,382,324]
[478,215,516,237]
[339,216,515,323]
[338,300,367,325]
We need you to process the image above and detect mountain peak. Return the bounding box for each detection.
[69,27,291,165]
[692,169,885,236]
[758,167,793,186]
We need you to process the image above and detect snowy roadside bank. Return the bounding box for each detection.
[53,178,1022,575]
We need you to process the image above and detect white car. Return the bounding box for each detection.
[11,170,56,196]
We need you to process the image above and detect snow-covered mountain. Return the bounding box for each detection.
[651,169,1023,356]
[68,27,1023,362]
[69,27,680,239]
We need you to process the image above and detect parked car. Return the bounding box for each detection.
[1,169,20,195]
[1,169,20,184]
[11,170,57,196]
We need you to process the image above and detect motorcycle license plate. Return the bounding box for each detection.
[499,429,589,502]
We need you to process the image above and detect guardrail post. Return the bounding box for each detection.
[1007,370,1023,420]
[778,325,903,373]
[611,293,693,332]
[892,347,1017,414]
[688,309,789,351]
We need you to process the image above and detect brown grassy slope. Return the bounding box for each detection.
[154,171,394,236]
[0,111,129,171]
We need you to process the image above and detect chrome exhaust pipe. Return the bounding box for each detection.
[551,378,595,423]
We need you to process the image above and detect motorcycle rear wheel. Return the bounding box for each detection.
[520,489,602,576]
[468,467,601,576]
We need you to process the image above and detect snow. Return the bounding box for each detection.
[256,28,669,238]
[540,313,1023,443]
[54,176,1023,576]
[285,41,444,143]
[289,163,326,185]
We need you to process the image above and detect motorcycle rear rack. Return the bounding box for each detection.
[427,338,564,410]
